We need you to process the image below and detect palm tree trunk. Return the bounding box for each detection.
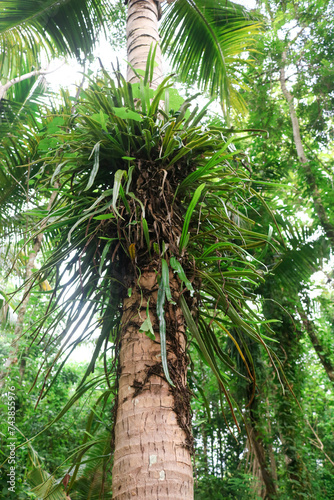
[112,269,193,499]
[112,4,193,497]
[126,0,163,87]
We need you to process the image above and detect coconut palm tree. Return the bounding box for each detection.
[0,2,270,499]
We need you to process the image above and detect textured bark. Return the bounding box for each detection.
[112,3,193,497]
[112,269,193,499]
[126,0,163,87]
[279,51,334,247]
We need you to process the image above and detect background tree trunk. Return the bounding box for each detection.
[246,388,277,499]
[0,187,58,389]
[298,300,334,384]
[279,50,334,246]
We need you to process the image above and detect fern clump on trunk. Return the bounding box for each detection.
[20,70,275,498]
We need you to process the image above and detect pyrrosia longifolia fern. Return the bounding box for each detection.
[26,69,278,443]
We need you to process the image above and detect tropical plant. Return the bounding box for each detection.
[0,1,306,499]
[12,60,276,497]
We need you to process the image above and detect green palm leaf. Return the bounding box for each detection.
[161,0,260,114]
[268,217,329,289]
[0,0,111,82]
[0,80,61,238]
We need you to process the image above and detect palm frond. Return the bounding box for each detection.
[0,86,49,239]
[268,216,329,289]
[0,0,111,82]
[161,0,260,115]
